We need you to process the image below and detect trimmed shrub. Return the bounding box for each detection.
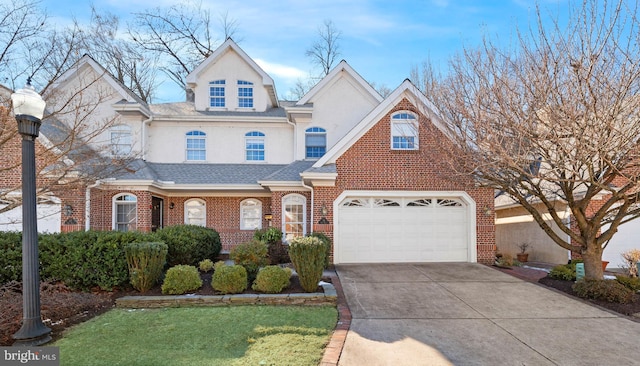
[572,279,634,304]
[308,232,331,268]
[289,236,325,292]
[252,265,290,293]
[253,227,283,244]
[212,264,247,294]
[39,230,149,291]
[199,259,214,273]
[125,242,168,292]
[161,265,202,295]
[0,231,22,284]
[230,239,269,282]
[152,225,222,266]
[615,276,640,292]
[213,260,226,272]
[549,264,576,281]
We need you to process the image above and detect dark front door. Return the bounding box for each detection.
[151,197,163,232]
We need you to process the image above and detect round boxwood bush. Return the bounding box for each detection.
[572,279,634,304]
[212,264,247,294]
[230,239,269,282]
[161,265,203,295]
[252,265,291,293]
[152,225,221,266]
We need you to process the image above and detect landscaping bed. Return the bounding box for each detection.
[538,276,640,318]
[0,272,330,346]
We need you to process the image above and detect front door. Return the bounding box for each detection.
[151,197,163,232]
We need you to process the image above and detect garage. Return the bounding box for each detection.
[334,192,476,264]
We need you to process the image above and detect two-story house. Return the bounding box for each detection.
[6,38,495,264]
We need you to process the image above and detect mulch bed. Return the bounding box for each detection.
[538,276,640,318]
[0,272,328,346]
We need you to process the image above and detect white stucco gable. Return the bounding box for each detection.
[313,79,450,167]
[186,38,278,111]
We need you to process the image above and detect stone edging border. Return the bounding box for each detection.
[116,282,337,308]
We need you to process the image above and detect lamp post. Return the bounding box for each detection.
[11,79,51,346]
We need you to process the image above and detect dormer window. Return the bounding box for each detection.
[238,80,253,108]
[391,112,418,150]
[209,80,225,107]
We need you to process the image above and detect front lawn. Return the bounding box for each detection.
[54,306,337,366]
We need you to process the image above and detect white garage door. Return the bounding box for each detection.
[336,194,472,263]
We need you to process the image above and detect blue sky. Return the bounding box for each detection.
[39,0,567,102]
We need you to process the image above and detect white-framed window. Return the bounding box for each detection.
[237,80,253,108]
[209,80,225,107]
[184,199,206,226]
[186,130,206,161]
[113,194,137,232]
[245,131,265,161]
[240,199,262,230]
[110,124,132,156]
[305,127,326,159]
[391,112,418,150]
[282,194,306,242]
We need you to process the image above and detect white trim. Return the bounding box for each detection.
[282,193,307,241]
[184,198,206,226]
[332,190,477,264]
[112,193,137,231]
[314,80,449,167]
[240,198,263,230]
[297,60,383,105]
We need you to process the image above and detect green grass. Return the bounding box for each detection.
[53,306,337,366]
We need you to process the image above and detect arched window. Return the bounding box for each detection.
[240,199,262,230]
[184,199,206,226]
[282,194,306,242]
[391,112,418,150]
[305,127,326,158]
[113,194,137,232]
[245,131,265,161]
[186,130,206,161]
[209,80,225,107]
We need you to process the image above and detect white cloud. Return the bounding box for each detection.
[254,59,307,81]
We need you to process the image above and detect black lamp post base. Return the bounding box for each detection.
[13,319,52,346]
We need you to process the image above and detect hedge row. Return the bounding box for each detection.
[0,225,221,291]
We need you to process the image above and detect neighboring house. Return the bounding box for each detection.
[2,39,496,264]
[495,191,639,269]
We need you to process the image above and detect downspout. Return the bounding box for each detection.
[286,118,297,161]
[301,180,314,235]
[565,205,572,262]
[85,180,101,231]
[141,116,153,161]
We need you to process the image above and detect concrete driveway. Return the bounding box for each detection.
[336,263,640,366]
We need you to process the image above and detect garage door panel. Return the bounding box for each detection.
[337,195,471,263]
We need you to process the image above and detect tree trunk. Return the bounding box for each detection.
[581,244,604,280]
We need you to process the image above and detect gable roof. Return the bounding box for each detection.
[297,60,383,105]
[186,38,278,106]
[46,55,149,113]
[313,79,450,167]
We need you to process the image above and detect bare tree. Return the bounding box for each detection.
[306,20,342,77]
[128,0,239,91]
[423,0,640,279]
[0,2,140,220]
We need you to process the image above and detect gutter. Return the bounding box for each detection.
[141,116,154,160]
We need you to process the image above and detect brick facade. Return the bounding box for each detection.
[313,98,495,264]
